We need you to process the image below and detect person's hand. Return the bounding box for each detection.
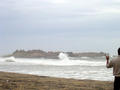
[106,55,109,61]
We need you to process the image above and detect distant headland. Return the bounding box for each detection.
[3,50,106,59]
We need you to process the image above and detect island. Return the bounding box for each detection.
[4,49,106,59]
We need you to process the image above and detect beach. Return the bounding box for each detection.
[0,56,113,81]
[0,72,113,90]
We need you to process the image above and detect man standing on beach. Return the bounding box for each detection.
[106,48,120,90]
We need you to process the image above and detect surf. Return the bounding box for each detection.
[0,53,105,66]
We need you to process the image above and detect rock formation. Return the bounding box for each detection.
[5,49,106,59]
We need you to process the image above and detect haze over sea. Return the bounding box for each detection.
[0,53,113,81]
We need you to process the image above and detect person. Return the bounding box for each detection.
[106,48,120,90]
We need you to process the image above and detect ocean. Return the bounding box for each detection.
[0,53,113,81]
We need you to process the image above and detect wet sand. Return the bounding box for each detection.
[0,72,113,90]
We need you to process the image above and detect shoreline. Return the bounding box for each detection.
[0,71,113,90]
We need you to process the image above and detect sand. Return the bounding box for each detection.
[0,72,113,90]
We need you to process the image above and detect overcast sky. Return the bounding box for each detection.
[0,0,120,56]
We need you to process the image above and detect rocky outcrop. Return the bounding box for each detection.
[72,52,105,57]
[6,50,106,59]
[2,49,105,59]
[12,50,60,59]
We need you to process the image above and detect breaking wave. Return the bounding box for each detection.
[0,53,105,66]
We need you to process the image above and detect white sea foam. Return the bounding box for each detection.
[81,57,90,59]
[58,53,69,60]
[0,55,112,81]
[0,53,105,66]
[4,56,15,62]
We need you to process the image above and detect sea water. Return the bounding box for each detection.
[0,53,113,81]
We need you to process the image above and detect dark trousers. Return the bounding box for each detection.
[114,77,120,90]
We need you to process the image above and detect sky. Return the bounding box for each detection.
[0,0,120,56]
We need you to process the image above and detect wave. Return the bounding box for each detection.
[0,53,105,66]
[4,56,15,62]
[80,57,90,59]
[58,53,69,60]
[0,58,105,67]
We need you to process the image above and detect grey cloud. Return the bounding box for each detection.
[0,0,120,55]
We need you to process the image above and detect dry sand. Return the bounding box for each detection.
[0,72,113,90]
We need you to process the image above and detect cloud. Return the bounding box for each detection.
[0,0,120,55]
[100,8,120,14]
[1,0,120,18]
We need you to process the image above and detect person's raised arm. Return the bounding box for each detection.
[106,55,109,65]
[106,54,113,68]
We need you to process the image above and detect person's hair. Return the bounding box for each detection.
[118,48,120,55]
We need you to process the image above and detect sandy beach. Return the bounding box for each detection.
[0,71,113,90]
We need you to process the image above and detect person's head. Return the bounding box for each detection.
[118,48,120,55]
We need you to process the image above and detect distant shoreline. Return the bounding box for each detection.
[0,71,113,90]
[3,49,105,59]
